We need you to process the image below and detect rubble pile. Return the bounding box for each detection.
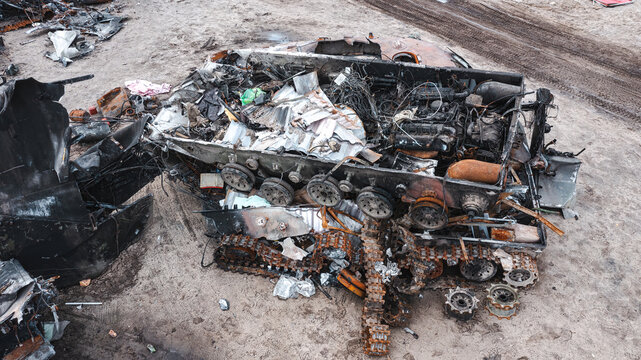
[148,37,581,355]
[0,0,125,66]
[0,36,581,356]
[0,259,64,360]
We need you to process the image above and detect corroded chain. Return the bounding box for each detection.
[360,221,391,356]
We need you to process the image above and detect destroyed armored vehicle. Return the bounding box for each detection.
[150,38,580,355]
[157,38,577,252]
[0,35,580,357]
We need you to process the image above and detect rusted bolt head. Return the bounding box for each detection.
[338,180,353,193]
[394,184,407,196]
[245,158,259,170]
[278,222,288,231]
[288,171,302,183]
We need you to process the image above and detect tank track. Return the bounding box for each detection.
[213,231,353,278]
[212,225,538,357]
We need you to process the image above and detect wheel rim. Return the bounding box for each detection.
[221,163,255,192]
[460,259,497,282]
[409,199,447,230]
[259,178,294,206]
[306,175,342,206]
[356,187,394,219]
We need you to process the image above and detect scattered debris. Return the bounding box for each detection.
[0,259,62,360]
[593,0,634,7]
[125,80,171,96]
[65,302,103,307]
[272,275,316,299]
[108,329,117,338]
[45,30,94,66]
[486,284,519,319]
[5,63,18,76]
[0,1,126,66]
[218,299,230,311]
[79,279,91,287]
[403,327,419,339]
[0,35,582,357]
[147,344,157,353]
[445,287,479,321]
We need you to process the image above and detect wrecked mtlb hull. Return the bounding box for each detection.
[153,39,581,356]
[160,47,576,248]
[0,79,158,287]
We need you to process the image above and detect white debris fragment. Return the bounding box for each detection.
[329,259,349,272]
[296,278,316,298]
[320,273,331,286]
[272,275,316,300]
[492,249,514,271]
[218,298,230,311]
[281,238,308,261]
[374,261,401,284]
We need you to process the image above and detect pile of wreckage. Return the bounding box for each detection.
[0,36,581,356]
[0,259,64,359]
[0,0,125,66]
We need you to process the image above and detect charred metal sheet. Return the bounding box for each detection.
[0,78,69,183]
[537,155,581,210]
[0,79,155,287]
[0,195,152,287]
[205,207,314,240]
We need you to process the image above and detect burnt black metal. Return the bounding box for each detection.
[0,79,156,287]
[529,88,553,158]
[315,39,382,57]
[0,195,153,287]
[72,117,160,206]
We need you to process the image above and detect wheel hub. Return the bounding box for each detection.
[409,198,447,230]
[221,163,255,192]
[356,187,394,219]
[259,178,294,206]
[460,259,497,282]
[306,175,343,206]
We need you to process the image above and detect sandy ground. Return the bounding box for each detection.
[1,0,641,359]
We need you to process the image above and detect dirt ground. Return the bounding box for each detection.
[2,0,641,359]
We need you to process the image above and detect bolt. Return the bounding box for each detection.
[288,171,302,183]
[245,158,259,170]
[278,222,288,231]
[256,217,267,227]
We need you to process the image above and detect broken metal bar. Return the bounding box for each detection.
[51,74,95,85]
[501,199,564,236]
[311,277,332,300]
[64,302,103,306]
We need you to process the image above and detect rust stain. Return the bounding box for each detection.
[491,228,515,241]
[4,335,45,360]
[447,159,502,184]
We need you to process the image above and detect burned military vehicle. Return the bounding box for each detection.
[151,38,580,355]
[0,36,580,356]
[0,78,159,288]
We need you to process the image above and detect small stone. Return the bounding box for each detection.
[219,298,229,311]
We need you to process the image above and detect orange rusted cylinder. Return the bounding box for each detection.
[447,159,501,184]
